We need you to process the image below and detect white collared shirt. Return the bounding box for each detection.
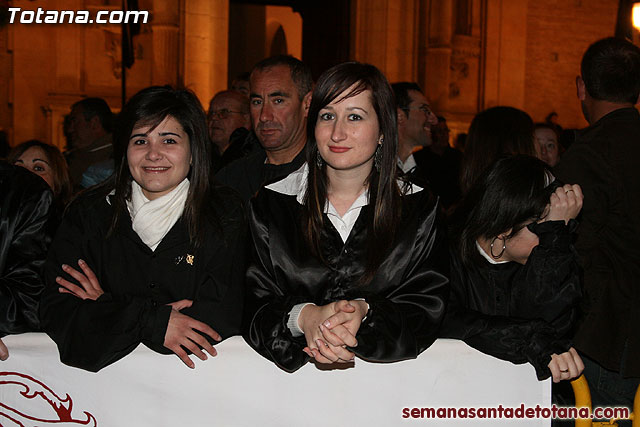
[476,241,509,265]
[266,163,422,242]
[398,154,417,174]
[266,163,364,243]
[266,163,422,336]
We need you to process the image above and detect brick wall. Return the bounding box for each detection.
[524,0,619,129]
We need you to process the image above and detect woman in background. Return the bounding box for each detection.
[460,107,537,194]
[9,139,72,214]
[534,123,563,168]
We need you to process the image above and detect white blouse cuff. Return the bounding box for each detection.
[287,302,315,337]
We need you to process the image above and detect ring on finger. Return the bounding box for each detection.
[560,369,569,373]
[565,190,574,194]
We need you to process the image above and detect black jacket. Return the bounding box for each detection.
[440,220,582,380]
[243,186,450,372]
[39,188,246,372]
[216,148,307,205]
[410,147,463,209]
[555,107,640,377]
[0,162,53,337]
[213,128,262,172]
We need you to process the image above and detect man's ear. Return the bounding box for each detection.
[302,91,312,117]
[397,108,406,125]
[576,76,586,101]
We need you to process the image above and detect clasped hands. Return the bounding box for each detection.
[56,260,220,369]
[298,299,369,365]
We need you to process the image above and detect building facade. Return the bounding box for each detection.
[0,0,622,149]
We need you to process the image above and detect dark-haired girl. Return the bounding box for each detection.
[442,155,584,382]
[39,87,246,372]
[243,62,449,372]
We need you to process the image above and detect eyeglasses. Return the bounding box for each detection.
[209,109,247,119]
[403,105,434,116]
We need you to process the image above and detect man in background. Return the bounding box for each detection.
[207,90,256,170]
[393,82,462,208]
[392,82,438,175]
[555,37,640,417]
[65,98,114,190]
[415,116,462,208]
[216,55,312,204]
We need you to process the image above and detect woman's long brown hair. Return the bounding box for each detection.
[303,62,403,285]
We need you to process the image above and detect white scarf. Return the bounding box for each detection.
[127,179,190,251]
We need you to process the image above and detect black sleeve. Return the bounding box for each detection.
[442,299,572,380]
[350,201,450,362]
[242,194,311,372]
[554,144,611,271]
[180,203,247,340]
[441,221,582,380]
[244,191,450,372]
[39,200,171,372]
[517,220,582,335]
[0,176,53,336]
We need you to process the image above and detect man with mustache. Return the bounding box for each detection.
[216,55,312,204]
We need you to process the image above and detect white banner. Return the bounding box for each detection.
[0,334,550,426]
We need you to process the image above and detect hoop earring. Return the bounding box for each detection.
[374,144,382,171]
[490,237,506,259]
[316,150,324,168]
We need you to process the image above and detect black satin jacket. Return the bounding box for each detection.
[243,186,450,372]
[39,188,246,372]
[440,220,582,380]
[0,163,53,337]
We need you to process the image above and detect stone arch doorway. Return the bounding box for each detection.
[228,0,351,85]
[268,24,288,56]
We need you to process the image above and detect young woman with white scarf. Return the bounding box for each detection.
[40,87,246,372]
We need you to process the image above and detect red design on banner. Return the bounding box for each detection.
[0,371,97,426]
